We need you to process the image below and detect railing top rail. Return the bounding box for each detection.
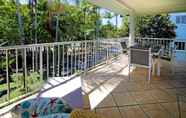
[0,40,97,50]
[1,37,184,51]
[174,39,186,43]
[0,39,125,51]
[136,37,175,41]
[101,37,128,41]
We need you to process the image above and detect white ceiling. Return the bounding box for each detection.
[89,0,186,15]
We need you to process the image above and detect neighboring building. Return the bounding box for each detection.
[170,13,186,39]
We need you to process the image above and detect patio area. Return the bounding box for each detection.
[0,49,186,118]
[82,53,186,118]
[0,0,186,118]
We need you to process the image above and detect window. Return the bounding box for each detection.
[183,16,186,24]
[176,15,186,24]
[176,16,181,24]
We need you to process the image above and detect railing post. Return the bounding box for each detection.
[46,47,49,79]
[16,49,18,75]
[40,46,43,80]
[94,41,96,67]
[84,41,87,74]
[77,45,79,71]
[6,50,10,101]
[35,47,38,71]
[71,43,74,75]
[171,43,176,74]
[62,45,65,76]
[52,45,55,77]
[106,44,109,64]
[57,45,60,76]
[74,44,77,73]
[67,45,69,76]
[32,47,35,71]
[24,48,27,90]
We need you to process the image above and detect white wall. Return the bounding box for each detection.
[169,13,186,39]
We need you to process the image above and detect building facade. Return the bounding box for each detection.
[170,13,186,40]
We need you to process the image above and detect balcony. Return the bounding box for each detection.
[0,38,186,118]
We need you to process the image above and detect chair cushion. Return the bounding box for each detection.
[37,113,69,118]
[11,97,72,118]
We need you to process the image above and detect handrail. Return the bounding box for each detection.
[136,37,175,41]
[0,40,95,50]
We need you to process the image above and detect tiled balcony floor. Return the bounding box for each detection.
[83,54,186,118]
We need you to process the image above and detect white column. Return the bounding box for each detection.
[129,13,135,47]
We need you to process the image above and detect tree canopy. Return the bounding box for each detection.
[136,15,176,38]
[0,0,177,46]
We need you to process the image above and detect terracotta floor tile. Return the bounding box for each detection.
[141,104,171,118]
[131,91,157,104]
[112,83,128,93]
[126,82,147,92]
[150,89,176,102]
[119,106,148,118]
[161,102,179,118]
[96,108,122,118]
[145,110,171,118]
[97,95,116,108]
[181,111,186,118]
[112,92,137,106]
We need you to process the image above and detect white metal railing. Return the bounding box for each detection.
[174,39,186,51]
[135,37,186,58]
[135,37,174,58]
[0,40,122,107]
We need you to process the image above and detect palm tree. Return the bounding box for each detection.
[28,0,37,43]
[15,0,25,45]
[46,0,64,42]
[15,0,26,89]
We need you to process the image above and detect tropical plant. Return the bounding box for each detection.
[11,72,41,91]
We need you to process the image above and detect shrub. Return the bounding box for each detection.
[11,72,42,91]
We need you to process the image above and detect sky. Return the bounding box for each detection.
[20,0,27,4]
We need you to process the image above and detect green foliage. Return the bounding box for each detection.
[117,14,176,38]
[11,72,41,91]
[117,16,129,37]
[0,0,101,44]
[0,0,176,45]
[0,0,19,44]
[0,72,43,105]
[11,73,23,88]
[100,23,116,38]
[136,15,176,38]
[0,57,15,70]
